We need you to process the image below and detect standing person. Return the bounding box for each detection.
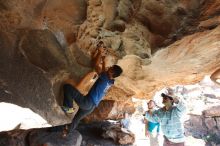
[120,112,131,130]
[62,43,123,131]
[145,89,186,146]
[145,100,162,146]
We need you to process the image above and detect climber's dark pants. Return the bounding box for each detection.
[63,84,96,130]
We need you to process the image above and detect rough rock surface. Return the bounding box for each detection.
[0,126,82,146]
[0,0,220,126]
[203,105,220,117]
[78,121,134,146]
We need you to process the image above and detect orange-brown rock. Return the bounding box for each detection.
[118,26,220,99]
[84,100,135,122]
[0,0,220,125]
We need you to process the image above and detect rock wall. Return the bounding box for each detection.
[185,106,220,145]
[0,0,220,124]
[0,127,82,146]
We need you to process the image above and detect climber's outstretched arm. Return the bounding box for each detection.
[92,43,107,74]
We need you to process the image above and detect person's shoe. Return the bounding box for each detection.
[61,106,75,114]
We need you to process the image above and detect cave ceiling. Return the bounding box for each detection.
[0,0,220,124]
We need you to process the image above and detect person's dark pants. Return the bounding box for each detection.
[63,84,96,130]
[163,136,185,146]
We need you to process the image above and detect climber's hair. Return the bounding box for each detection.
[112,65,123,78]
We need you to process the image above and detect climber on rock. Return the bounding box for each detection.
[62,41,123,132]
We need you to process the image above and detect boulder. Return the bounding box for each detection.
[0,127,82,146]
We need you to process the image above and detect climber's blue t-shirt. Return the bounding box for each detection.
[87,72,114,106]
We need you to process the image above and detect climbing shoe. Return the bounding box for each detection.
[61,106,75,114]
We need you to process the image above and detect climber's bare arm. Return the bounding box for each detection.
[76,71,98,95]
[76,43,107,94]
[92,46,107,74]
